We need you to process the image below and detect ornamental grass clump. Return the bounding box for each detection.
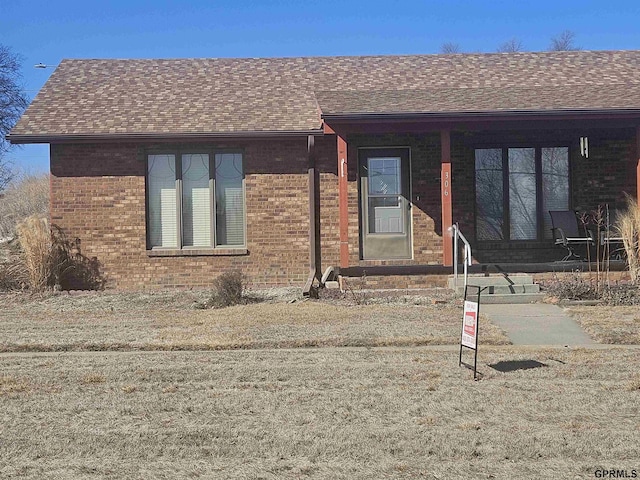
[16,215,70,291]
[616,196,640,284]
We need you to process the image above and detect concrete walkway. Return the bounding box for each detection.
[481,303,596,346]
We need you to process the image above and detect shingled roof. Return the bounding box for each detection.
[9,50,640,142]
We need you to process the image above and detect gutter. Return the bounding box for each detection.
[321,108,640,123]
[6,129,325,145]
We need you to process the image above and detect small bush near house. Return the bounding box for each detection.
[16,215,69,291]
[207,270,248,308]
[542,271,640,305]
[13,215,104,292]
[542,272,600,301]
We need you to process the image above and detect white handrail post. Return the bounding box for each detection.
[451,223,472,296]
[464,243,470,292]
[452,224,459,290]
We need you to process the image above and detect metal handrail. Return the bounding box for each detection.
[450,223,472,292]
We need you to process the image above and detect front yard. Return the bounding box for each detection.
[566,305,640,344]
[1,347,639,479]
[0,290,510,351]
[0,290,638,479]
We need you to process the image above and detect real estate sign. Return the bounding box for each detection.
[459,285,482,380]
[461,300,478,349]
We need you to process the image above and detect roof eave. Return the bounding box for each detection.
[321,108,640,123]
[6,129,325,145]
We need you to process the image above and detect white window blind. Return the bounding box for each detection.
[215,153,245,246]
[147,155,177,248]
[182,154,211,247]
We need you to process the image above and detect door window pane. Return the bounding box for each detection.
[542,147,569,239]
[147,155,177,248]
[182,154,211,247]
[509,148,537,240]
[215,153,244,246]
[368,158,401,195]
[475,149,503,240]
[367,157,403,234]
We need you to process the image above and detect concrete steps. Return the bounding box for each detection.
[449,274,544,304]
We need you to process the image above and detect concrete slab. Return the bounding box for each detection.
[480,304,596,346]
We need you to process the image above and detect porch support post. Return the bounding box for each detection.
[303,135,321,296]
[337,134,349,268]
[441,129,453,266]
[637,126,640,209]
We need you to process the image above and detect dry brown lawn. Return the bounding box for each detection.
[0,347,638,479]
[566,305,640,344]
[0,290,510,352]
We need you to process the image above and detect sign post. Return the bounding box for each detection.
[459,285,482,380]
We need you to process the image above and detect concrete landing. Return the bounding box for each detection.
[480,304,596,346]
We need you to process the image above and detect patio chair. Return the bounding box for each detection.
[549,210,595,261]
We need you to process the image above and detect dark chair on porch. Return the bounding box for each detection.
[549,210,595,261]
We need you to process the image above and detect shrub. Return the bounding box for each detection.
[616,196,640,284]
[14,215,104,292]
[16,215,67,291]
[0,174,49,240]
[600,284,640,306]
[543,272,640,305]
[542,272,600,301]
[208,270,247,308]
[0,239,28,291]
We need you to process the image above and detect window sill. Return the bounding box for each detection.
[147,248,248,257]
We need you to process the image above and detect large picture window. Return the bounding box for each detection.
[475,146,569,241]
[147,150,245,249]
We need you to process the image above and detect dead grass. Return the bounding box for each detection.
[566,305,640,344]
[0,347,637,478]
[0,173,49,239]
[0,290,510,352]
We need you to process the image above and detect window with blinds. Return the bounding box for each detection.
[147,155,178,248]
[215,153,245,247]
[146,150,245,249]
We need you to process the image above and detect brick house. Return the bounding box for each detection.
[7,51,640,290]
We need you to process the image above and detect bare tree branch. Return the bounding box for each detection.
[549,30,581,51]
[440,42,461,54]
[497,38,524,53]
[0,44,28,190]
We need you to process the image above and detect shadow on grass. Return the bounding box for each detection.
[489,360,548,373]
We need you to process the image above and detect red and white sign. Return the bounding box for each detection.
[461,300,478,349]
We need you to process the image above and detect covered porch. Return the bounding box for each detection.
[322,113,640,282]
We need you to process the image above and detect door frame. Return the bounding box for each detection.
[358,146,413,260]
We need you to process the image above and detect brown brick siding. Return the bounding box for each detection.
[49,127,637,290]
[51,140,312,289]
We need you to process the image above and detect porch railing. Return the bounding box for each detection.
[450,223,472,292]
